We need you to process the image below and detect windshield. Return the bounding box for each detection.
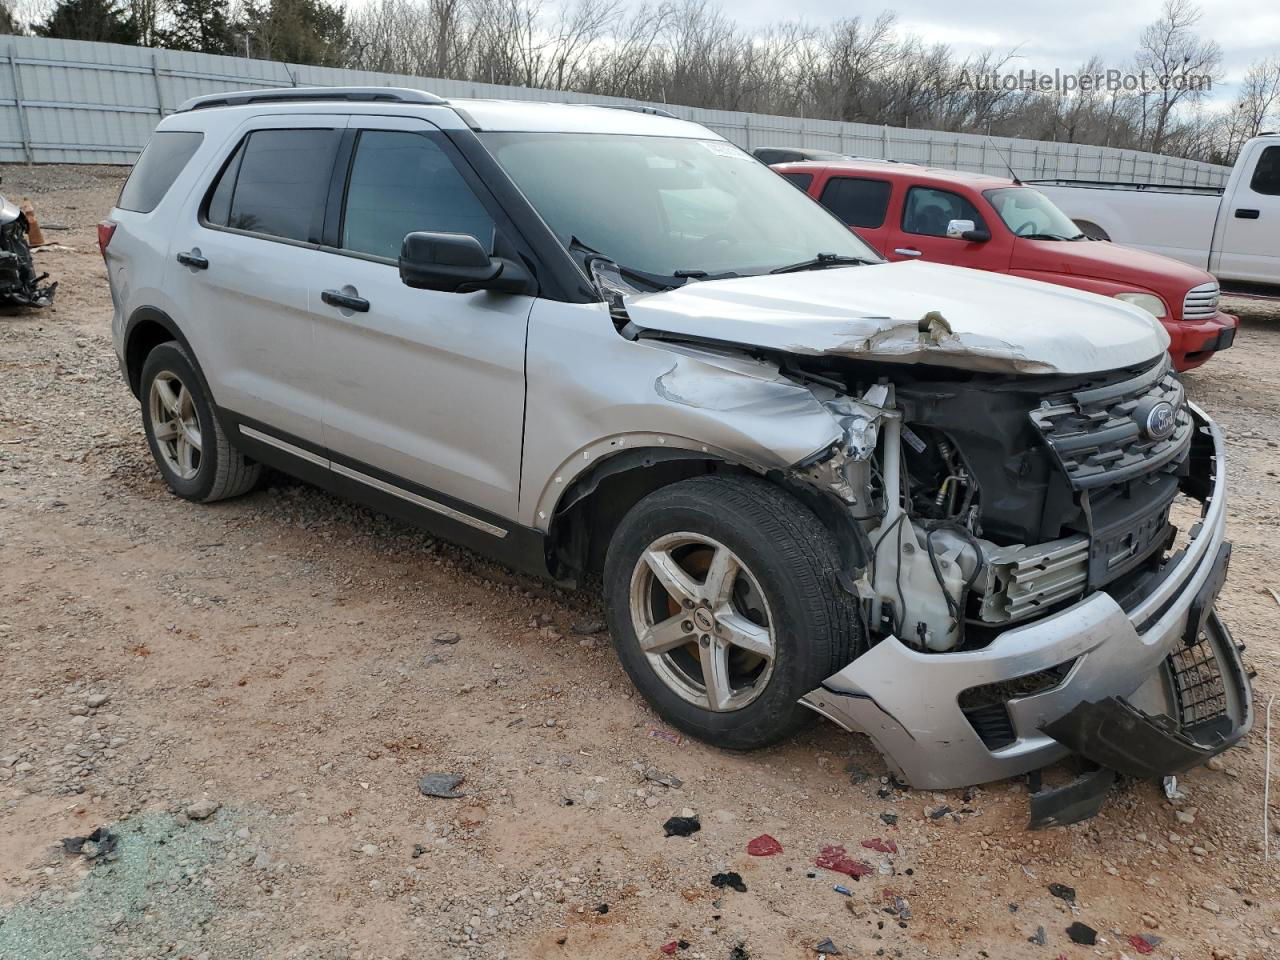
[984,187,1085,240]
[479,132,881,286]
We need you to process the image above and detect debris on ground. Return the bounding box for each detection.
[883,893,912,920]
[833,884,853,897]
[1128,934,1157,954]
[815,845,873,879]
[660,942,679,955]
[878,812,898,826]
[594,903,609,914]
[644,767,683,789]
[60,827,118,861]
[432,631,461,644]
[928,805,952,819]
[710,871,747,893]
[663,815,701,837]
[1065,922,1097,946]
[747,834,783,856]
[815,937,841,955]
[184,798,220,820]
[729,943,750,960]
[1047,883,1076,903]
[418,772,466,798]
[861,837,897,854]
[1029,925,1047,945]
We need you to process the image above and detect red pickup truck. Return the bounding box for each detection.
[772,159,1238,371]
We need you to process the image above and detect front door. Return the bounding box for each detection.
[310,115,532,520]
[1214,142,1280,285]
[885,185,1010,271]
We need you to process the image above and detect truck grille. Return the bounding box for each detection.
[1182,281,1219,320]
[1028,356,1192,490]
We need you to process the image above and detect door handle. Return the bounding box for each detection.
[321,288,370,313]
[176,251,208,269]
[894,248,923,257]
[1234,208,1260,219]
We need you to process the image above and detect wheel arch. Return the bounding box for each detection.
[542,441,857,585]
[545,446,755,582]
[122,307,207,399]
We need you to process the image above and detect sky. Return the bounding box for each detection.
[719,0,1280,109]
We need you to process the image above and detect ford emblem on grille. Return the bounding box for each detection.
[1143,400,1177,440]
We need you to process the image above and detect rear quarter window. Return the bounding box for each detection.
[820,177,892,228]
[117,131,204,213]
[1249,145,1280,196]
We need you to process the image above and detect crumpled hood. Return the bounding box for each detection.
[624,260,1169,375]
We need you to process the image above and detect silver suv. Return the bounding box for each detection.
[103,88,1250,818]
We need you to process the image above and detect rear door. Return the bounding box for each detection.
[815,174,894,254]
[309,114,532,520]
[166,116,345,446]
[1214,143,1280,284]
[885,185,1011,271]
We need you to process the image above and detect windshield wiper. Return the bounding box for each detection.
[769,252,874,274]
[1021,232,1083,242]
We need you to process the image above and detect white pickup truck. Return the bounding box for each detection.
[1032,133,1280,291]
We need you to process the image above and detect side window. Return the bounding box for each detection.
[204,128,341,243]
[1249,145,1280,196]
[819,177,892,228]
[902,186,987,238]
[341,130,495,260]
[780,172,813,191]
[117,130,204,213]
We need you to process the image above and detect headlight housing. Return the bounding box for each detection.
[1114,292,1168,319]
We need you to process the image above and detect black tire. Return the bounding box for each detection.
[603,474,864,750]
[140,341,260,503]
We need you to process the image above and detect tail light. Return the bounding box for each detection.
[97,220,116,258]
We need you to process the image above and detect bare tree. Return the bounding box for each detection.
[1134,0,1221,152]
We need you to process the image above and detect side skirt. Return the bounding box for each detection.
[219,409,553,581]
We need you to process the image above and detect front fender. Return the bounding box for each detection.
[520,301,844,530]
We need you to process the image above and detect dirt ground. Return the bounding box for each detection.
[1,164,1279,960]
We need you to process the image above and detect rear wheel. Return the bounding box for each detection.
[603,474,863,749]
[140,341,260,502]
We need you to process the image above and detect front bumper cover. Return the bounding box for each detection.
[802,401,1252,791]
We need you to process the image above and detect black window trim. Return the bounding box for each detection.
[900,184,988,238]
[819,174,893,229]
[1249,144,1280,197]
[198,125,346,251]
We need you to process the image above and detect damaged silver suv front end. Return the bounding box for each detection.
[795,356,1250,822]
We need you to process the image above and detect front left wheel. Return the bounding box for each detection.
[140,341,260,503]
[603,474,864,750]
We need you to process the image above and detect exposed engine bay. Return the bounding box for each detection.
[794,353,1193,656]
[0,189,57,308]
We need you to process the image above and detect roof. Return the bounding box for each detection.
[174,86,719,139]
[773,158,1015,189]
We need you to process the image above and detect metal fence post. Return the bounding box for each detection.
[7,45,32,165]
[882,125,889,160]
[151,52,165,117]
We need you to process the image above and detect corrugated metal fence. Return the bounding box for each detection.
[0,34,1232,187]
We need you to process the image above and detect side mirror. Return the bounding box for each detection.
[398,231,534,295]
[946,218,990,242]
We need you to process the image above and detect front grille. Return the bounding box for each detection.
[1028,356,1192,490]
[1168,628,1229,736]
[1182,281,1219,320]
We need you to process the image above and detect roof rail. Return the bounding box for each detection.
[177,86,447,113]
[587,103,679,120]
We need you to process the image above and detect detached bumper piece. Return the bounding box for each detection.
[1031,610,1252,828]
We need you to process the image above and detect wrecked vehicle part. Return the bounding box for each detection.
[800,402,1248,790]
[1026,765,1116,830]
[0,191,56,307]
